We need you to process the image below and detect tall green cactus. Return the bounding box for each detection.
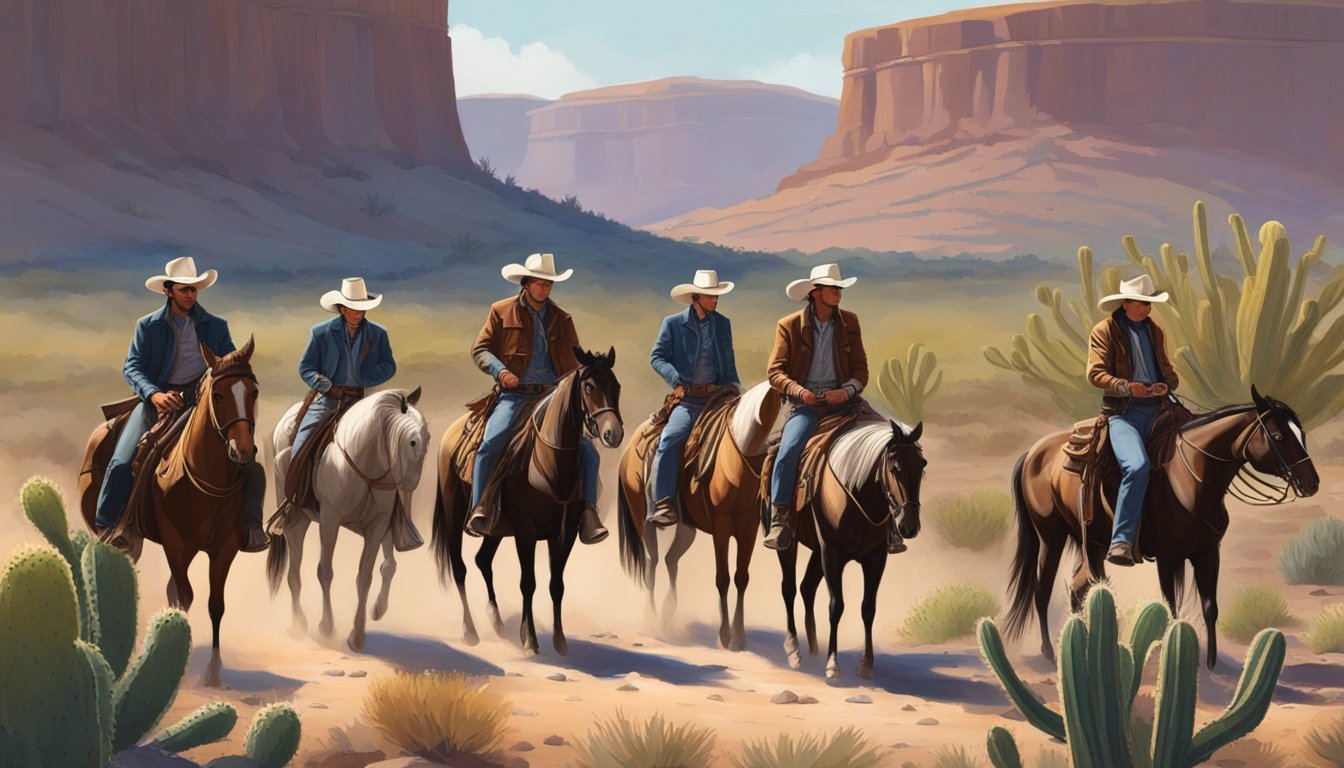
[979,586,1288,767]
[83,541,139,678]
[21,476,92,636]
[112,610,193,753]
[877,343,943,424]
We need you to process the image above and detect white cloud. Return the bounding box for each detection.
[744,52,843,99]
[450,25,598,99]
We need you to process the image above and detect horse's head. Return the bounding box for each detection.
[388,386,430,491]
[201,336,258,465]
[882,419,926,539]
[1247,385,1318,497]
[573,345,623,448]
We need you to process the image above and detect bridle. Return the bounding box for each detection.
[532,363,622,450]
[866,441,923,526]
[179,363,257,497]
[1175,406,1311,505]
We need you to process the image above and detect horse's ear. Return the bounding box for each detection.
[607,346,616,367]
[573,345,592,366]
[890,419,904,439]
[1251,384,1269,410]
[407,386,422,407]
[200,342,218,369]
[910,421,923,442]
[239,335,255,362]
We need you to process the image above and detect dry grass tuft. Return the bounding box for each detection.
[730,726,885,768]
[571,710,716,768]
[361,671,511,761]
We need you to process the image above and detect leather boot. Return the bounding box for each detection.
[578,502,609,545]
[240,465,269,553]
[1106,540,1136,567]
[646,497,678,528]
[762,504,794,551]
[465,504,491,538]
[887,519,907,555]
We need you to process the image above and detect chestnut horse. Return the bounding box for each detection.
[1004,386,1318,669]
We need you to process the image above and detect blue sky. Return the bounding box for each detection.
[449,0,1043,99]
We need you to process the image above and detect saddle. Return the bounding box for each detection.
[632,388,740,517]
[102,403,194,554]
[759,399,886,519]
[282,386,364,520]
[456,389,550,537]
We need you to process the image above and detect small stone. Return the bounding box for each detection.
[543,735,566,746]
[510,742,535,752]
[633,642,644,647]
[797,695,818,704]
[504,759,530,768]
[349,670,367,678]
[891,742,909,749]
[513,707,539,717]
[901,704,916,712]
[771,690,799,704]
[565,696,583,702]
[321,669,345,677]
[546,672,568,682]
[616,683,639,692]
[706,694,725,702]
[917,717,939,726]
[1311,588,1330,596]
[846,694,872,704]
[309,702,328,709]
[507,671,525,678]
[240,695,262,706]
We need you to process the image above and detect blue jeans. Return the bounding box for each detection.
[769,404,823,507]
[292,393,337,459]
[652,396,707,503]
[470,391,598,511]
[1108,404,1159,546]
[95,388,199,530]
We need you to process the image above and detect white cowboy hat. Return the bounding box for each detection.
[785,263,857,301]
[144,256,217,293]
[670,269,735,304]
[501,252,574,284]
[1098,274,1170,313]
[320,277,383,313]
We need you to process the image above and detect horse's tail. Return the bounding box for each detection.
[266,528,288,597]
[430,468,469,589]
[616,484,646,583]
[1004,451,1039,640]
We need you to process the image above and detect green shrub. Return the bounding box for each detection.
[902,583,999,645]
[572,711,715,768]
[1307,604,1344,654]
[731,726,885,768]
[1220,585,1297,642]
[928,490,1013,551]
[1307,712,1344,766]
[1278,517,1344,585]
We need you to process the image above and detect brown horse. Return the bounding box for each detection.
[432,347,623,655]
[779,419,925,679]
[615,381,781,650]
[78,339,260,687]
[1004,386,1319,669]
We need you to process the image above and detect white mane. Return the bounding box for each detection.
[731,382,776,456]
[828,419,911,496]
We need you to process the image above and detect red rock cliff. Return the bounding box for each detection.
[786,0,1344,186]
[0,0,470,170]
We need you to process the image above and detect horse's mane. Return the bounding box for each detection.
[828,421,911,497]
[1180,397,1303,433]
[214,347,252,371]
[731,382,774,456]
[337,391,427,481]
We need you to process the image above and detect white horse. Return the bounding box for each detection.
[267,388,429,651]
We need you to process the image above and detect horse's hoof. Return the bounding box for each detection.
[1042,644,1056,663]
[825,661,840,680]
[318,618,334,638]
[784,636,801,669]
[348,632,365,652]
[729,636,745,653]
[856,659,874,679]
[554,635,569,656]
[463,628,480,647]
[203,655,224,689]
[523,642,540,657]
[371,601,388,621]
[718,627,731,650]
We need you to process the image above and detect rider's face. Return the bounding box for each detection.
[813,285,843,307]
[523,279,553,306]
[1122,299,1152,322]
[164,284,198,314]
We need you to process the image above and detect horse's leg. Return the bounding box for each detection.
[546,526,578,656]
[778,546,801,668]
[662,523,695,629]
[819,541,847,680]
[1156,554,1183,622]
[642,521,660,620]
[1035,526,1067,662]
[316,513,341,639]
[372,536,396,621]
[203,545,237,688]
[729,518,753,652]
[801,549,823,656]
[712,519,732,650]
[285,518,311,635]
[444,477,479,646]
[515,534,540,655]
[476,536,506,639]
[164,543,196,611]
[855,546,888,679]
[347,525,384,652]
[1191,549,1221,670]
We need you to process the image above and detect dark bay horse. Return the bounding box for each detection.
[78,339,260,687]
[615,381,781,650]
[1005,386,1318,669]
[779,419,925,679]
[432,347,623,655]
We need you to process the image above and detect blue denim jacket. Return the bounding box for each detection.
[299,317,396,393]
[649,307,740,390]
[123,301,235,402]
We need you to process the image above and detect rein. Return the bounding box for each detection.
[336,441,398,491]
[860,443,921,527]
[1174,408,1309,506]
[178,366,257,498]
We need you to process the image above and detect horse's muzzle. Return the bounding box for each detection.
[897,508,922,539]
[227,439,256,465]
[599,419,623,448]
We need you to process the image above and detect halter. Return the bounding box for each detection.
[1175,406,1310,506]
[865,441,922,527]
[202,364,258,443]
[179,363,257,498]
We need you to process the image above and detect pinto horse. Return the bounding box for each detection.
[1004,386,1318,669]
[615,381,780,650]
[779,419,925,679]
[433,347,623,655]
[78,339,260,687]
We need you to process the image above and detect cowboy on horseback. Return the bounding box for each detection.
[645,270,741,527]
[464,252,608,545]
[763,264,903,555]
[94,257,267,553]
[1088,274,1180,567]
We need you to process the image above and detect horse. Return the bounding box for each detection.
[432,346,623,656]
[1004,386,1319,669]
[777,418,925,679]
[614,381,780,650]
[78,338,260,687]
[266,388,428,651]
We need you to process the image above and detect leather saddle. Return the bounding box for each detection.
[283,386,364,518]
[455,389,550,537]
[759,399,885,518]
[633,388,740,517]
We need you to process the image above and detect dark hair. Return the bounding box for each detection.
[163,280,176,292]
[519,277,534,288]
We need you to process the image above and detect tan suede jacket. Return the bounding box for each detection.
[472,295,581,380]
[1087,311,1179,407]
[767,304,868,401]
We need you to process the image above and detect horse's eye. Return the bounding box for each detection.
[212,393,222,401]
[584,382,594,393]
[410,440,417,448]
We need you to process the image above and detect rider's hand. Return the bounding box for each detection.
[824,388,850,405]
[498,370,520,390]
[151,390,183,415]
[800,390,818,406]
[673,384,685,398]
[1151,382,1169,397]
[1128,381,1151,397]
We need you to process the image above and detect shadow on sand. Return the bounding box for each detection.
[187,647,305,695]
[357,632,505,677]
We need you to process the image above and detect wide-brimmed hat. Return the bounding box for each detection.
[785,263,857,301]
[320,277,383,313]
[1098,274,1170,313]
[145,256,217,293]
[670,269,734,305]
[501,252,573,284]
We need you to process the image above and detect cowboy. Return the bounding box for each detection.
[95,257,268,552]
[466,252,608,544]
[763,263,901,555]
[645,270,741,527]
[1088,274,1180,567]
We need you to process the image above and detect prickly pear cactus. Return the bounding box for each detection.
[153,701,240,754]
[82,540,139,678]
[112,609,192,753]
[245,704,302,768]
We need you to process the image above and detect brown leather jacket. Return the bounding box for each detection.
[472,295,581,380]
[767,304,868,401]
[1087,311,1179,409]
